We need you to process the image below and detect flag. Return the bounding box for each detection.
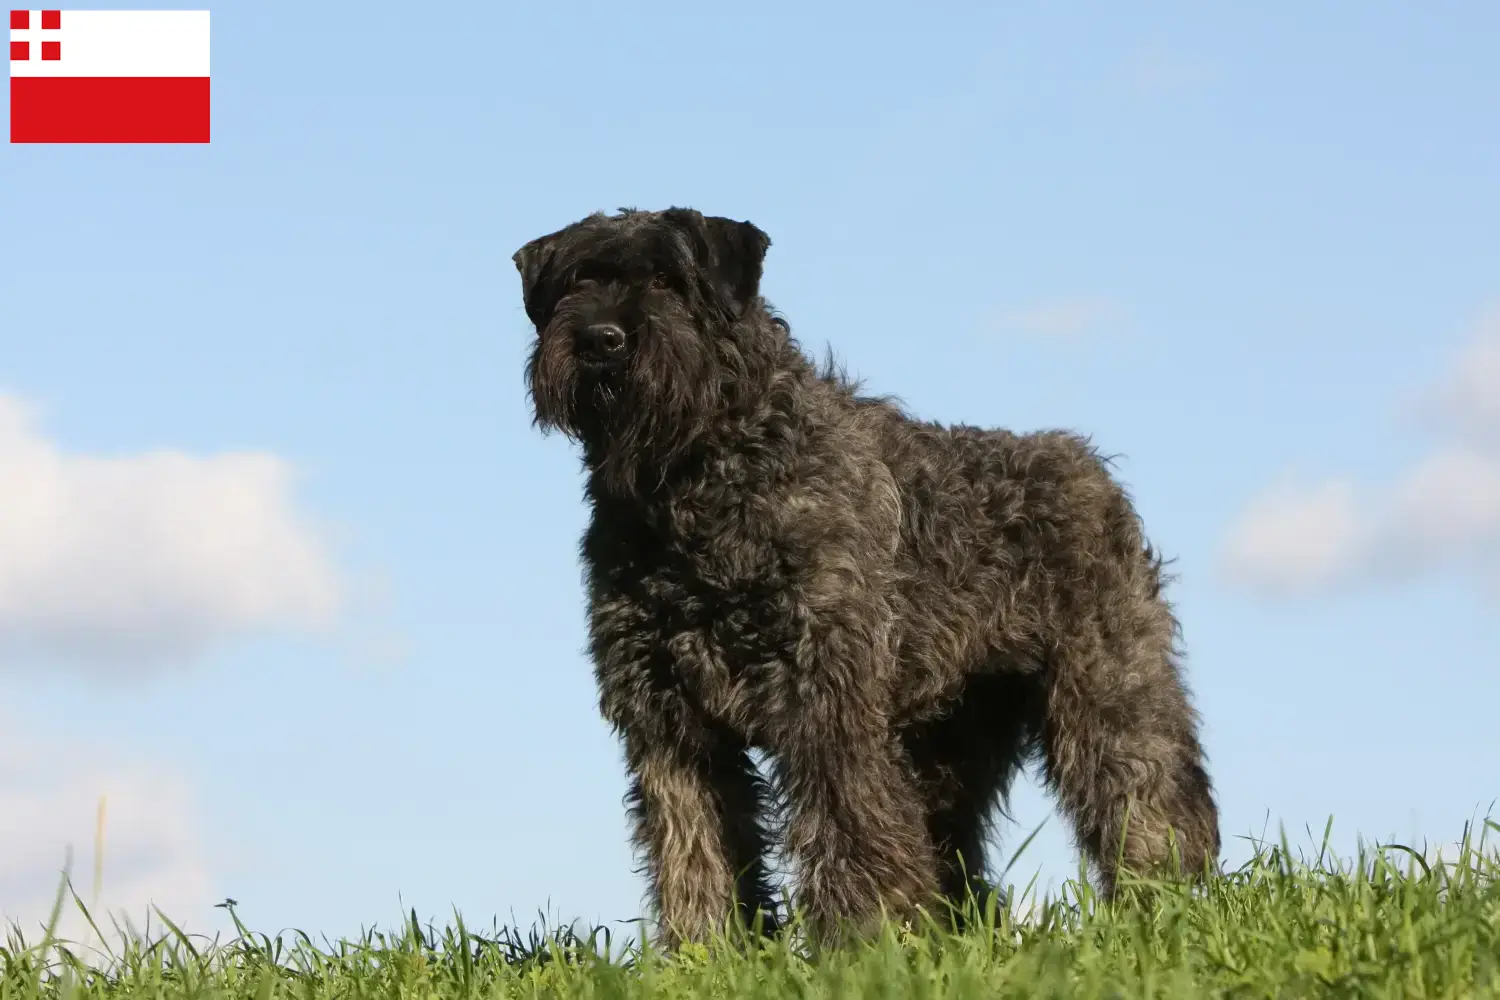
[9,10,210,143]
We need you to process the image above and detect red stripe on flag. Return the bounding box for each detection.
[11,76,210,143]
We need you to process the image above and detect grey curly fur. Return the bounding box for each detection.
[512,207,1220,948]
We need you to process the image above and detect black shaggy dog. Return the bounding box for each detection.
[513,207,1220,948]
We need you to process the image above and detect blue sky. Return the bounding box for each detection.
[3,0,1498,944]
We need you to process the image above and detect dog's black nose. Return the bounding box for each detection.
[579,323,627,357]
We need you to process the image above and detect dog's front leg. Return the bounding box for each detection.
[616,726,778,949]
[771,587,939,945]
[592,602,777,949]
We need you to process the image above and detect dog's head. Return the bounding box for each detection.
[513,207,773,492]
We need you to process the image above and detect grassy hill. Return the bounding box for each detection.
[5,823,1498,998]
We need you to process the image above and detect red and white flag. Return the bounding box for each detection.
[9,9,210,143]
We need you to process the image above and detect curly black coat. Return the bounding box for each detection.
[512,207,1220,947]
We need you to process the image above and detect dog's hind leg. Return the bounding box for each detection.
[1038,596,1220,898]
[902,672,1038,928]
[707,737,782,937]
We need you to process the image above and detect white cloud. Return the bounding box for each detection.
[1376,448,1500,571]
[1221,480,1362,593]
[1223,309,1500,595]
[992,298,1124,339]
[0,394,341,672]
[1426,308,1500,443]
[0,722,215,944]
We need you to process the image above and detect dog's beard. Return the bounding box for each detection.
[528,316,727,497]
[526,324,602,440]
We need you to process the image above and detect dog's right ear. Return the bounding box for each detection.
[512,235,558,327]
[663,209,771,317]
[704,217,771,313]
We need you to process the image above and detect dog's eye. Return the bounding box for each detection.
[648,274,669,291]
[573,264,612,286]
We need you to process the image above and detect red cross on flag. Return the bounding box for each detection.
[9,9,210,143]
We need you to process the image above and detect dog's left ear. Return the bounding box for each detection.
[687,213,770,315]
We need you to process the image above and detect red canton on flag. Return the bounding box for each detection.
[9,10,210,143]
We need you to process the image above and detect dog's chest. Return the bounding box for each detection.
[595,522,796,734]
[657,556,790,697]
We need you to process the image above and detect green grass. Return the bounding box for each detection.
[5,822,1499,999]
